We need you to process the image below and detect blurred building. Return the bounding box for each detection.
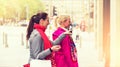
[41,0,120,67]
[41,0,94,22]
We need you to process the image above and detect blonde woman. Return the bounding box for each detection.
[52,15,79,67]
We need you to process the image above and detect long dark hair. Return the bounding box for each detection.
[26,12,48,40]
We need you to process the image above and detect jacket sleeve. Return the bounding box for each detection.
[51,33,66,45]
[30,34,51,60]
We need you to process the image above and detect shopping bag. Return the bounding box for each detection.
[23,63,30,67]
[30,59,51,67]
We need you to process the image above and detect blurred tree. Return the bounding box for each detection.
[0,0,7,17]
[0,0,45,22]
[19,0,45,20]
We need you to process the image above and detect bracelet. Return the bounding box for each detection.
[50,48,53,52]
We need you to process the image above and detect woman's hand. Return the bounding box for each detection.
[51,45,61,52]
[63,31,72,35]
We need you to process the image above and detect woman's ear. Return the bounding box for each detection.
[39,19,44,24]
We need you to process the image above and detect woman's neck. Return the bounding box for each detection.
[59,26,68,31]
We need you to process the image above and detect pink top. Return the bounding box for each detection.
[52,27,79,67]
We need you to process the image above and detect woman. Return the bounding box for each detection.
[24,12,70,67]
[52,15,79,67]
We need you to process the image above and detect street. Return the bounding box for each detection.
[0,26,104,67]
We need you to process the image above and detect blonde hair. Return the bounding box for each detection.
[54,15,70,28]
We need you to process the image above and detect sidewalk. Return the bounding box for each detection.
[0,26,28,67]
[0,26,104,67]
[76,32,104,67]
[0,47,29,67]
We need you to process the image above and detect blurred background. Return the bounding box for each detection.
[0,0,120,67]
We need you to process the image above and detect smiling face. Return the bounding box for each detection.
[63,18,71,28]
[58,15,71,29]
[39,16,50,28]
[42,16,50,27]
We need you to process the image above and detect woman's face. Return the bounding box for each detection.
[41,16,50,28]
[63,18,71,28]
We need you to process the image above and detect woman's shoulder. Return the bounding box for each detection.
[53,29,64,36]
[29,29,41,40]
[31,29,39,35]
[53,27,65,34]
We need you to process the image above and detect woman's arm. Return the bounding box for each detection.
[51,33,66,45]
[30,34,51,60]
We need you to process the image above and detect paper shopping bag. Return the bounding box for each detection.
[30,59,51,67]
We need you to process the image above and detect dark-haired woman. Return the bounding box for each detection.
[25,12,71,67]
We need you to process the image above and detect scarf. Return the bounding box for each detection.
[34,24,52,50]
